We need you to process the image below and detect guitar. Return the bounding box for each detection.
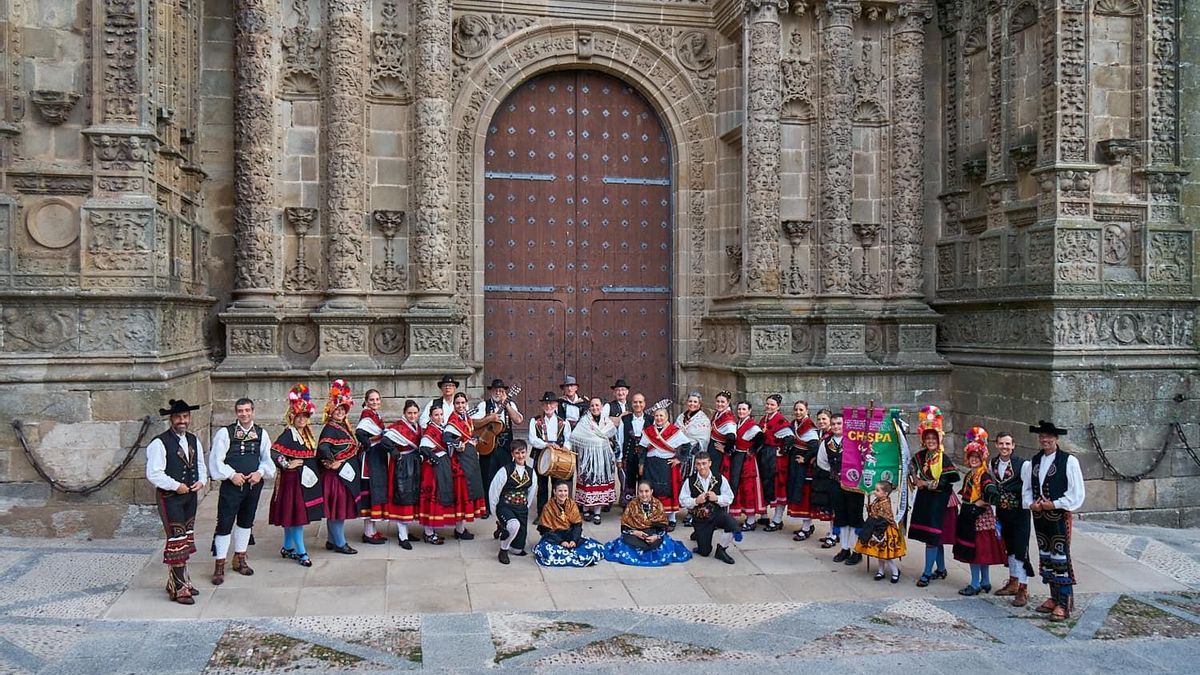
[476,384,522,456]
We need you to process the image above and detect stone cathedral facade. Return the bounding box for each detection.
[0,0,1198,534]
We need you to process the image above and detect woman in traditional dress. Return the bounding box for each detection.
[854,479,906,582]
[417,406,453,544]
[787,400,826,541]
[707,391,737,477]
[908,405,960,587]
[953,427,1008,595]
[380,399,422,549]
[533,482,606,567]
[573,397,618,523]
[675,393,711,477]
[639,406,692,530]
[728,401,767,530]
[356,389,388,544]
[604,480,693,566]
[443,392,487,539]
[268,384,323,567]
[318,379,361,555]
[758,394,795,531]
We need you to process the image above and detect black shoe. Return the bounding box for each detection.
[361,533,387,545]
[740,520,757,532]
[498,549,510,565]
[958,585,980,596]
[874,571,886,581]
[512,549,528,557]
[691,546,710,557]
[981,583,992,594]
[689,531,697,540]
[683,515,694,527]
[932,569,948,580]
[667,522,677,532]
[397,539,412,550]
[328,543,358,555]
[602,505,611,513]
[763,522,783,532]
[793,525,816,541]
[714,546,735,565]
[820,536,839,549]
[891,573,901,584]
[592,514,602,525]
[832,549,850,563]
[494,523,506,540]
[453,529,475,541]
[845,552,862,566]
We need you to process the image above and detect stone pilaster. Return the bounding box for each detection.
[817,0,858,296]
[321,0,367,303]
[741,0,787,295]
[404,0,464,371]
[889,1,931,297]
[219,0,287,371]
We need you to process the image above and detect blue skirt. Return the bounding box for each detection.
[533,538,606,567]
[604,534,692,567]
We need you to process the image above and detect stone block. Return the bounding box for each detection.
[1116,478,1156,510]
[1155,476,1200,509]
[21,27,58,58]
[1180,506,1200,529]
[0,389,92,424]
[201,69,233,97]
[1128,508,1181,528]
[90,388,171,422]
[36,421,126,488]
[1171,446,1200,477]
[1080,478,1117,512]
[292,100,320,127]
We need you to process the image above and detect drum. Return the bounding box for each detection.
[536,444,576,480]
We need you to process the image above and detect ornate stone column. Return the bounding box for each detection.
[312,0,375,370]
[220,0,288,371]
[741,0,787,295]
[817,0,858,296]
[403,0,465,372]
[889,1,931,298]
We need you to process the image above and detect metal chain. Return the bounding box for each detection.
[1085,423,1172,482]
[11,416,154,495]
[1171,422,1200,470]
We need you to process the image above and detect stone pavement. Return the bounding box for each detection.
[1,498,1199,673]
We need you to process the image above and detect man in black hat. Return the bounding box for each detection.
[1021,420,1086,622]
[557,375,587,425]
[207,397,274,586]
[420,375,460,427]
[529,391,573,514]
[473,378,524,493]
[605,379,632,510]
[145,399,208,605]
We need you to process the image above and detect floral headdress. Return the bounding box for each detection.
[964,426,989,463]
[916,405,945,481]
[322,379,354,425]
[285,383,315,425]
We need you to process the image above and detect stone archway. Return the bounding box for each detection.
[449,24,717,398]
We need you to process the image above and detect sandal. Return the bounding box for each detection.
[891,573,901,584]
[916,575,931,588]
[763,522,783,532]
[932,569,948,580]
[1049,606,1069,622]
[793,525,815,542]
[424,533,444,545]
[820,536,837,549]
[297,554,312,568]
[280,547,296,559]
[874,571,885,581]
[740,521,757,532]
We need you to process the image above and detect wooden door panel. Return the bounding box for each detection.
[484,297,566,415]
[587,298,671,400]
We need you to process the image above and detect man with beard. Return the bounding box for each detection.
[145,399,208,605]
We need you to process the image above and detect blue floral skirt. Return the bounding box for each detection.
[604,534,693,567]
[533,538,606,567]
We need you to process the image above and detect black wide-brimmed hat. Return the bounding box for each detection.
[539,391,558,403]
[159,399,201,417]
[611,378,630,389]
[1029,420,1068,437]
[560,375,577,388]
[488,378,508,390]
[437,374,460,387]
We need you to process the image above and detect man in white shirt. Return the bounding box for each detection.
[989,432,1034,607]
[529,391,573,514]
[488,441,537,565]
[679,452,737,564]
[207,397,275,585]
[472,378,524,491]
[145,399,207,605]
[420,374,460,426]
[1021,420,1086,622]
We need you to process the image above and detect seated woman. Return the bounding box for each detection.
[533,482,606,567]
[604,481,692,566]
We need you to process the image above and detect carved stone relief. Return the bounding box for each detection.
[370,0,411,102]
[281,0,321,99]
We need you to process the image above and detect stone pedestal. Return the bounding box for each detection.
[217,310,289,371]
[309,311,377,372]
[399,304,468,373]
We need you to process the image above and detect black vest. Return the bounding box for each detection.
[485,399,513,432]
[224,423,264,475]
[533,415,566,445]
[687,473,727,517]
[622,413,648,454]
[159,430,200,486]
[499,463,533,507]
[1030,450,1071,502]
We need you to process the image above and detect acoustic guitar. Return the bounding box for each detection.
[476,384,522,456]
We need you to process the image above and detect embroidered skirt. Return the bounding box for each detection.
[575,437,617,508]
[728,452,767,517]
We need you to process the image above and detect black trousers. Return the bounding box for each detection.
[215,479,264,535]
[623,446,642,500]
[495,502,529,550]
[692,509,738,556]
[481,436,513,491]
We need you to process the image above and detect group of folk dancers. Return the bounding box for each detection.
[144,376,1084,621]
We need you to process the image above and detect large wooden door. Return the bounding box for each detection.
[484,71,672,409]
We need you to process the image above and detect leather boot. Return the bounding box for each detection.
[232,552,254,576]
[1012,584,1028,608]
[211,559,226,586]
[168,567,195,605]
[994,576,1019,596]
[182,565,200,596]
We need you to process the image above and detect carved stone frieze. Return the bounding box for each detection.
[1148,231,1191,285]
[101,0,141,123]
[413,1,454,295]
[322,0,367,294]
[371,210,408,292]
[10,174,92,196]
[0,307,79,352]
[283,207,319,292]
[229,326,275,355]
[1056,229,1101,284]
[781,29,815,121]
[940,307,1194,349]
[85,209,154,272]
[29,91,80,125]
[89,134,155,172]
[818,0,858,294]
[743,1,785,294]
[78,308,156,353]
[750,325,791,356]
[369,0,410,102]
[281,0,321,99]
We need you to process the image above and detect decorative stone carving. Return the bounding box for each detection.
[743,1,785,294]
[371,210,408,292]
[26,199,80,249]
[751,325,792,356]
[322,326,368,353]
[1097,138,1137,164]
[369,0,410,102]
[10,174,92,195]
[1102,224,1131,267]
[851,36,885,124]
[452,14,492,59]
[412,326,453,353]
[676,31,715,72]
[281,0,321,99]
[79,308,155,353]
[817,0,858,295]
[413,0,454,295]
[101,0,141,122]
[890,1,931,296]
[781,219,812,295]
[1148,232,1191,285]
[229,326,275,355]
[781,30,815,121]
[726,245,743,287]
[29,91,80,125]
[1056,229,1100,283]
[322,0,367,294]
[373,326,405,355]
[0,307,78,352]
[232,0,278,294]
[286,324,317,354]
[283,207,318,292]
[1095,0,1143,17]
[86,210,153,271]
[943,308,1193,349]
[89,134,154,171]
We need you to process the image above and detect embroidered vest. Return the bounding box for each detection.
[158,430,200,486]
[500,463,532,506]
[224,423,263,475]
[1030,450,1071,502]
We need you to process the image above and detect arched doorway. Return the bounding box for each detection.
[483,70,672,405]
